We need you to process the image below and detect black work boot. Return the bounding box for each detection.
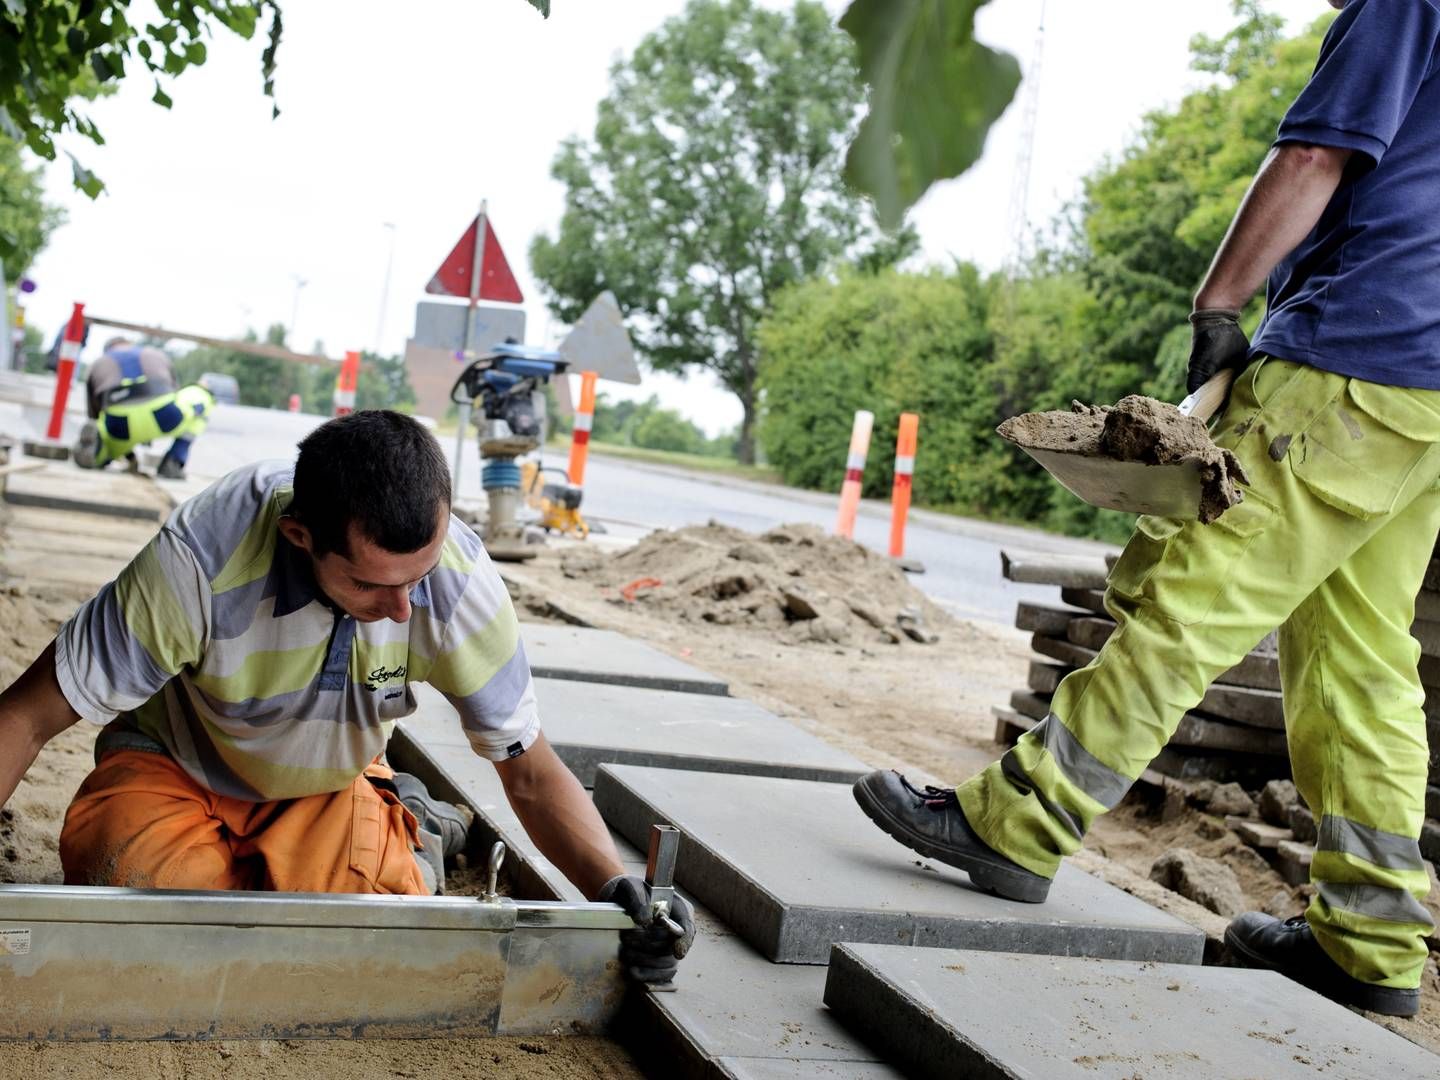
[390,773,472,858]
[853,770,1051,903]
[1225,912,1420,1018]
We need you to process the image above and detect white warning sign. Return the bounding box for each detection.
[0,928,31,956]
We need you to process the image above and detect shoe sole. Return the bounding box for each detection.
[853,780,1050,903]
[73,423,100,469]
[1223,929,1419,1018]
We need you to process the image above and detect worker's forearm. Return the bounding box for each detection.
[1195,143,1352,312]
[497,735,625,898]
[0,642,82,808]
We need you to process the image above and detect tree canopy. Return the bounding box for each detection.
[0,135,63,276]
[531,0,914,464]
[171,327,415,414]
[0,0,282,226]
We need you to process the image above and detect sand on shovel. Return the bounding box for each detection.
[997,395,1250,524]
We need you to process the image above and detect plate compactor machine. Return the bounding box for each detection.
[450,341,588,560]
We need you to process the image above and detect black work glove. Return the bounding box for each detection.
[598,874,696,984]
[1187,309,1250,394]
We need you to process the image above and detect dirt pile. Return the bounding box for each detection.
[998,394,1249,524]
[559,522,949,646]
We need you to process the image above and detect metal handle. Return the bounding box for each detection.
[644,824,683,992]
[1177,368,1236,421]
[481,840,506,904]
[645,824,685,939]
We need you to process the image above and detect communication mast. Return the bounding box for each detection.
[1004,0,1047,278]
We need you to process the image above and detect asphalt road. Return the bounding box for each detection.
[0,390,1114,626]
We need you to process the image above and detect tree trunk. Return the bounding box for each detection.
[737,391,757,465]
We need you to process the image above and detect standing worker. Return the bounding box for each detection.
[0,411,692,983]
[73,338,214,479]
[856,0,1436,1018]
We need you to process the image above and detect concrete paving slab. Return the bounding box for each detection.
[823,943,1438,1080]
[401,680,868,787]
[521,622,730,696]
[1031,633,1285,716]
[385,719,583,903]
[621,898,898,1080]
[1008,689,1287,756]
[1014,601,1086,636]
[715,1061,904,1079]
[593,765,1204,966]
[3,460,172,521]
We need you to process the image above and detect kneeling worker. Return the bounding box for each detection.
[74,339,213,479]
[0,410,691,982]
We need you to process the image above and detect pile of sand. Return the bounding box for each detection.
[559,522,949,646]
[998,395,1249,524]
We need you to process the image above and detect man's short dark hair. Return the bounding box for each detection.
[290,411,451,557]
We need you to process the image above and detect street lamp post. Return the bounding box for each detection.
[290,275,308,347]
[375,222,397,353]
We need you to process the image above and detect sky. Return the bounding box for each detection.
[19,0,1329,434]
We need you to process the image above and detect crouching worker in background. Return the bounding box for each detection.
[0,410,692,984]
[74,338,214,480]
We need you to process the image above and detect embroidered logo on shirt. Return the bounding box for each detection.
[363,664,407,692]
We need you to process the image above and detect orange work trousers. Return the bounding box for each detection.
[59,749,428,894]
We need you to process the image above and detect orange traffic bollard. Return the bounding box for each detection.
[333,351,360,416]
[46,302,86,441]
[889,413,919,558]
[567,370,598,488]
[834,409,874,540]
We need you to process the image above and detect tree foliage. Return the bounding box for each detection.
[575,392,734,457]
[0,0,282,220]
[758,4,1333,542]
[531,0,913,465]
[840,0,1020,229]
[171,326,414,413]
[0,135,64,274]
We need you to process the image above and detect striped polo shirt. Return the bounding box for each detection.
[55,461,539,801]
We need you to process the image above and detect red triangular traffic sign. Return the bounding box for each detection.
[425,214,524,303]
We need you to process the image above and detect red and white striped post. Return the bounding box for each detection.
[567,370,598,487]
[889,413,920,563]
[46,302,86,441]
[834,409,874,540]
[333,350,360,417]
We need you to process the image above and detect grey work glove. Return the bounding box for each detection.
[598,874,696,984]
[1187,309,1250,394]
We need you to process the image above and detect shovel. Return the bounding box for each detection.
[999,369,1237,520]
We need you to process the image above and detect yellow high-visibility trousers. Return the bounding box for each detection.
[96,384,215,468]
[960,358,1440,989]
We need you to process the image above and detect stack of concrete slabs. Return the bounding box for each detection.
[823,943,1440,1079]
[400,681,868,788]
[519,622,730,696]
[593,765,1204,965]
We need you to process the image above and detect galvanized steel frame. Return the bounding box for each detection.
[0,884,633,1041]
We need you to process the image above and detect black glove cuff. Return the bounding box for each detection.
[1189,308,1242,327]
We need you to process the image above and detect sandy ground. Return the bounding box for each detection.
[0,1037,637,1079]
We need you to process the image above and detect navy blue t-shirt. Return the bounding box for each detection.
[1251,0,1440,388]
